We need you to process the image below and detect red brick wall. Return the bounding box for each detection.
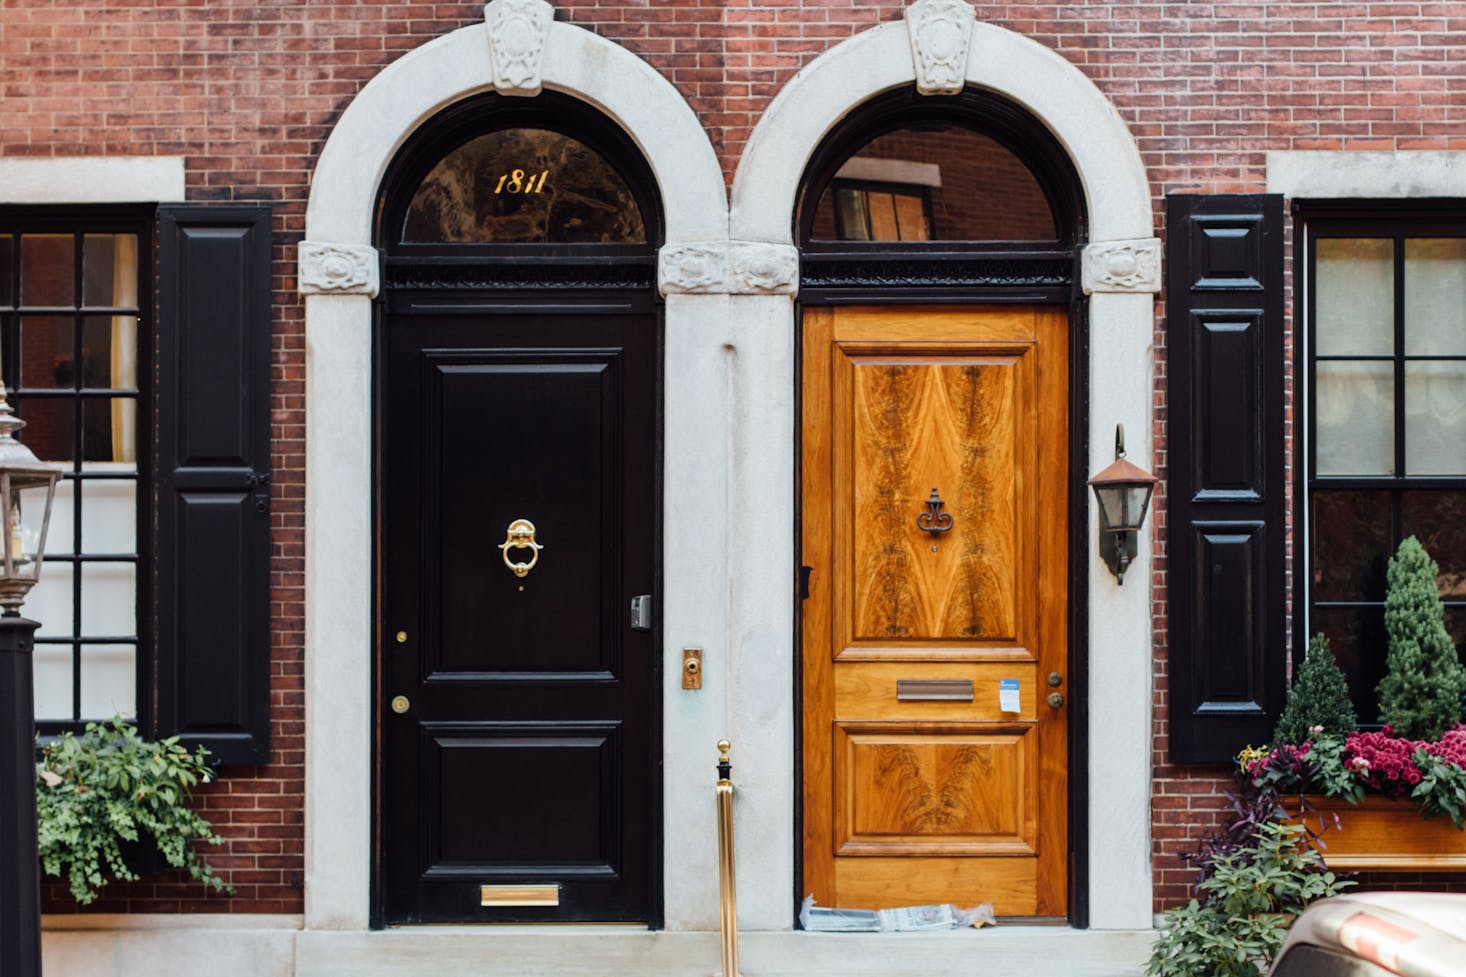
[6,0,1465,915]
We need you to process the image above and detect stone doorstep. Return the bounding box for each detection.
[41,920,1158,977]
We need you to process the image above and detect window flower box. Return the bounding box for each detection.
[1294,795,1466,872]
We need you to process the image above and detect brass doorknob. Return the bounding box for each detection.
[390,695,411,715]
[1047,691,1065,709]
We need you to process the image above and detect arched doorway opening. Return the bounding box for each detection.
[795,87,1088,921]
[372,90,664,927]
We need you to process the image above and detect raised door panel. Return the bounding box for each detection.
[421,350,622,681]
[834,723,1037,855]
[842,352,1029,647]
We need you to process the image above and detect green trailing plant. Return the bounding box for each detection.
[35,717,233,905]
[1273,633,1357,746]
[1377,535,1466,741]
[1148,778,1354,977]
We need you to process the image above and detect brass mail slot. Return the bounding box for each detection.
[896,679,975,701]
[480,884,560,907]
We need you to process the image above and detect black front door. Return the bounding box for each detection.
[379,306,658,925]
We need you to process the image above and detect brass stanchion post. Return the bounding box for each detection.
[715,740,740,977]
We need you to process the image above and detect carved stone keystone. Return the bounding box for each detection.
[905,0,976,96]
[485,0,554,97]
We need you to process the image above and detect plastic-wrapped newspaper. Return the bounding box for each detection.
[800,895,996,932]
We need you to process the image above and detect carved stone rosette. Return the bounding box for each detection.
[1081,238,1162,294]
[484,0,554,97]
[658,244,728,295]
[658,242,799,296]
[904,0,976,96]
[730,243,798,295]
[298,242,380,297]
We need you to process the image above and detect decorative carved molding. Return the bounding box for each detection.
[904,0,976,96]
[1082,238,1162,294]
[484,0,554,96]
[658,244,727,295]
[801,254,1070,290]
[386,257,654,291]
[298,242,379,296]
[730,243,798,294]
[658,242,799,295]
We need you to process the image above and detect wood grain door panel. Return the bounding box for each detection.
[834,723,1037,855]
[843,349,1030,647]
[802,305,1068,918]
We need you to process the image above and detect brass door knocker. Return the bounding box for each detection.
[917,487,953,536]
[498,519,543,578]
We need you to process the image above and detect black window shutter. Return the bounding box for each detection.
[1166,194,1286,763]
[154,205,273,765]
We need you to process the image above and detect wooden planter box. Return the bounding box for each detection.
[1295,795,1466,872]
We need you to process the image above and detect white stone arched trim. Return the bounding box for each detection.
[299,13,727,932]
[729,6,1158,931]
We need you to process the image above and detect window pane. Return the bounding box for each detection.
[79,644,135,719]
[1401,491,1466,600]
[812,127,1057,241]
[1405,239,1466,355]
[893,193,930,241]
[1316,238,1394,356]
[80,562,135,637]
[80,477,136,555]
[82,397,135,463]
[20,234,73,307]
[1316,360,1394,475]
[1312,490,1391,602]
[82,234,138,309]
[29,562,74,639]
[34,645,73,720]
[1312,605,1388,725]
[46,478,74,556]
[16,398,75,465]
[1406,361,1466,475]
[0,236,13,307]
[403,129,646,244]
[1445,608,1466,669]
[82,316,129,389]
[833,187,869,240]
[866,192,900,240]
[19,316,74,389]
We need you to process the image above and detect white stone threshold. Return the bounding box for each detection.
[41,918,1156,977]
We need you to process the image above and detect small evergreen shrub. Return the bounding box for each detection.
[1377,536,1466,741]
[1272,633,1357,746]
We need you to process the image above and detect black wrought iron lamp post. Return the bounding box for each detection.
[0,383,61,977]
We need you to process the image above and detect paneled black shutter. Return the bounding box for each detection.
[1166,194,1286,763]
[154,205,273,765]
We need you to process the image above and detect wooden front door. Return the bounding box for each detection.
[801,304,1069,918]
[380,307,658,925]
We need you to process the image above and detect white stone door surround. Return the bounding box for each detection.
[299,0,1160,937]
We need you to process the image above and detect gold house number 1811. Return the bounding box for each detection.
[494,168,550,194]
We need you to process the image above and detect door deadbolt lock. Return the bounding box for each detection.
[1047,671,1063,687]
[682,648,703,690]
[1047,691,1065,709]
[390,695,411,715]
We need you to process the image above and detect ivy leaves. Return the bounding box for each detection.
[35,717,233,905]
